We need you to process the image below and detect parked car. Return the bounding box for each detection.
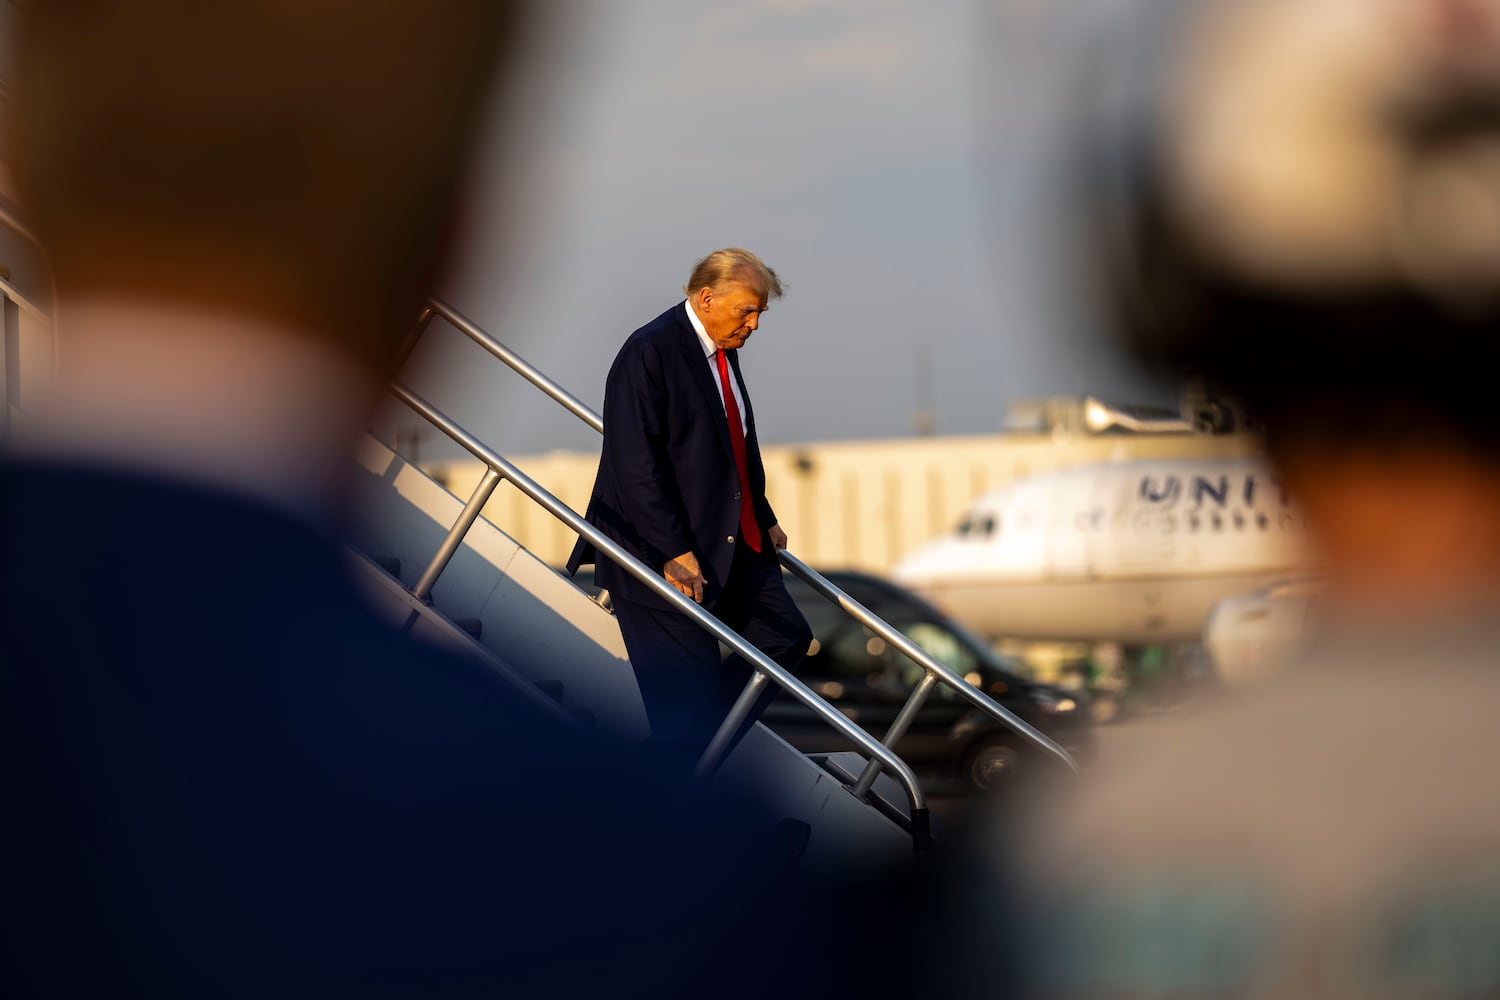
[563,565,1093,790]
[765,569,1093,791]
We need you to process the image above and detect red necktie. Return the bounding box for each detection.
[714,349,762,552]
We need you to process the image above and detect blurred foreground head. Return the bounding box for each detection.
[8,1,522,369]
[1083,0,1500,605]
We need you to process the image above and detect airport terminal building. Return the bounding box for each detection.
[422,395,1268,575]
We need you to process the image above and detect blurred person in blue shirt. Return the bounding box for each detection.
[0,5,899,997]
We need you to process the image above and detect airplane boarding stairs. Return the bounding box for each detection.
[346,434,920,871]
[342,300,1079,869]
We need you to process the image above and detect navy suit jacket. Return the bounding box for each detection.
[568,302,777,609]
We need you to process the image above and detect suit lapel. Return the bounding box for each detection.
[674,305,735,460]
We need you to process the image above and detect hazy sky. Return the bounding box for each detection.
[389,0,1178,460]
[383,0,1178,460]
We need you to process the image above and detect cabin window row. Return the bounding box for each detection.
[957,509,1305,539]
[1075,509,1304,534]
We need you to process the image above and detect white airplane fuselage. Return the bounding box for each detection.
[890,457,1311,644]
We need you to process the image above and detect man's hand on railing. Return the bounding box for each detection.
[665,551,706,603]
[769,524,788,550]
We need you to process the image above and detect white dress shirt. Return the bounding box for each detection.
[683,300,748,436]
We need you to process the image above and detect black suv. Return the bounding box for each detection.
[763,570,1093,791]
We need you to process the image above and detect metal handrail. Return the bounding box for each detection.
[0,274,47,322]
[429,299,603,434]
[2,277,45,433]
[0,198,61,337]
[388,381,930,827]
[779,551,1077,790]
[0,204,45,264]
[414,298,1079,779]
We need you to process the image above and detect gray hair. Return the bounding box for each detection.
[684,248,785,299]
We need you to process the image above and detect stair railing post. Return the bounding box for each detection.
[852,672,939,798]
[411,466,502,602]
[694,671,771,779]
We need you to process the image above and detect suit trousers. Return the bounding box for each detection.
[612,540,813,769]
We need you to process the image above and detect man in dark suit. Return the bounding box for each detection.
[569,248,813,766]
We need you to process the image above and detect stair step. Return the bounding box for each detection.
[374,555,401,578]
[454,617,482,639]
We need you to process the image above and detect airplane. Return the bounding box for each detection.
[890,457,1313,646]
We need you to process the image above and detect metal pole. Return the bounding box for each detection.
[411,466,502,602]
[694,671,770,779]
[852,672,940,798]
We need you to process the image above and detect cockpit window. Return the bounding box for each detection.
[957,515,998,538]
